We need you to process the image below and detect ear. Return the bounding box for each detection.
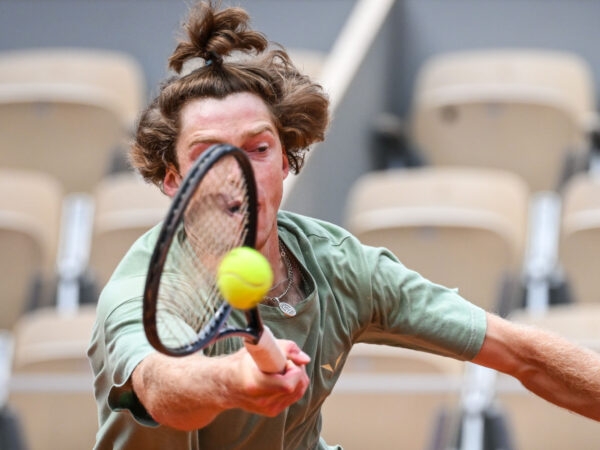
[162,166,182,198]
[282,149,290,179]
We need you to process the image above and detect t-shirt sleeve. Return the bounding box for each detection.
[98,277,158,426]
[357,246,487,361]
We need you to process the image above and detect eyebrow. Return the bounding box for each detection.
[244,123,277,139]
[187,123,277,149]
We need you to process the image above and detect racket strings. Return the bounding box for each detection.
[155,155,252,350]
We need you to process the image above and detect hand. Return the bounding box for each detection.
[132,340,311,430]
[231,339,310,417]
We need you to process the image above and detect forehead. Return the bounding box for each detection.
[179,92,275,134]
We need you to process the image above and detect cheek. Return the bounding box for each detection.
[255,172,284,207]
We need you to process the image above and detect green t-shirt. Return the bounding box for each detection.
[88,210,487,450]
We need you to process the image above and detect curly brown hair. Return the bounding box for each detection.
[129,0,330,187]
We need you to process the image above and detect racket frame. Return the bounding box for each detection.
[143,143,267,357]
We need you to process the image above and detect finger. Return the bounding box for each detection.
[277,340,311,365]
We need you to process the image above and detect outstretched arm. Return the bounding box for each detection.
[472,312,600,421]
[131,339,310,431]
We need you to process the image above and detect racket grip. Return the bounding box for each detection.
[244,326,287,374]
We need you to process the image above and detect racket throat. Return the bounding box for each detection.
[243,309,265,345]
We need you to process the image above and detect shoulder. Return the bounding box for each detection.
[278,210,402,267]
[276,210,403,293]
[278,210,360,249]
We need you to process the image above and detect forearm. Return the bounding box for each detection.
[515,327,600,420]
[132,352,236,430]
[130,341,310,431]
[473,313,600,421]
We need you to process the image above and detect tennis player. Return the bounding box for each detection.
[88,1,600,449]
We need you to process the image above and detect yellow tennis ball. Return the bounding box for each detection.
[217,247,274,310]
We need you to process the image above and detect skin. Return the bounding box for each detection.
[473,313,600,421]
[133,91,600,432]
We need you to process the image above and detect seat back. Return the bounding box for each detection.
[344,167,529,312]
[410,49,596,192]
[0,169,63,329]
[321,344,465,450]
[8,305,97,450]
[89,173,170,286]
[0,48,146,193]
[560,173,600,303]
[0,48,145,126]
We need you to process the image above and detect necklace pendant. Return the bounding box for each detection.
[278,301,297,317]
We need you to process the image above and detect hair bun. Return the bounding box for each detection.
[169,1,269,74]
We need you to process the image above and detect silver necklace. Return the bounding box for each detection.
[263,241,297,317]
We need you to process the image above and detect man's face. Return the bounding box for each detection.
[163,92,289,251]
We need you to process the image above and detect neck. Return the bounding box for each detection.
[261,233,282,269]
[272,238,289,290]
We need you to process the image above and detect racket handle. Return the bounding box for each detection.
[244,326,287,374]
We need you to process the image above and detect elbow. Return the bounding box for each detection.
[134,380,219,431]
[144,394,219,431]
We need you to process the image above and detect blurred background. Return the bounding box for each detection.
[1,0,600,449]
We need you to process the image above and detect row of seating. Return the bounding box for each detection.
[7,305,98,450]
[408,48,599,193]
[0,169,169,326]
[345,167,600,312]
[0,47,146,194]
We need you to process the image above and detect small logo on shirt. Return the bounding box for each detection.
[321,352,344,375]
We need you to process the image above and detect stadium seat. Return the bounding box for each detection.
[0,169,63,330]
[344,167,529,313]
[89,173,170,287]
[320,343,466,450]
[559,172,600,304]
[493,304,600,449]
[410,49,597,192]
[0,47,146,193]
[8,305,97,450]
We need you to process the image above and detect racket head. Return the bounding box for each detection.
[143,143,258,356]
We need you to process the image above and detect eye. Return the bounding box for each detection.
[212,194,242,215]
[254,143,268,153]
[228,202,241,214]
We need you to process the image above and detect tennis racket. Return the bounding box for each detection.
[143,143,286,374]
